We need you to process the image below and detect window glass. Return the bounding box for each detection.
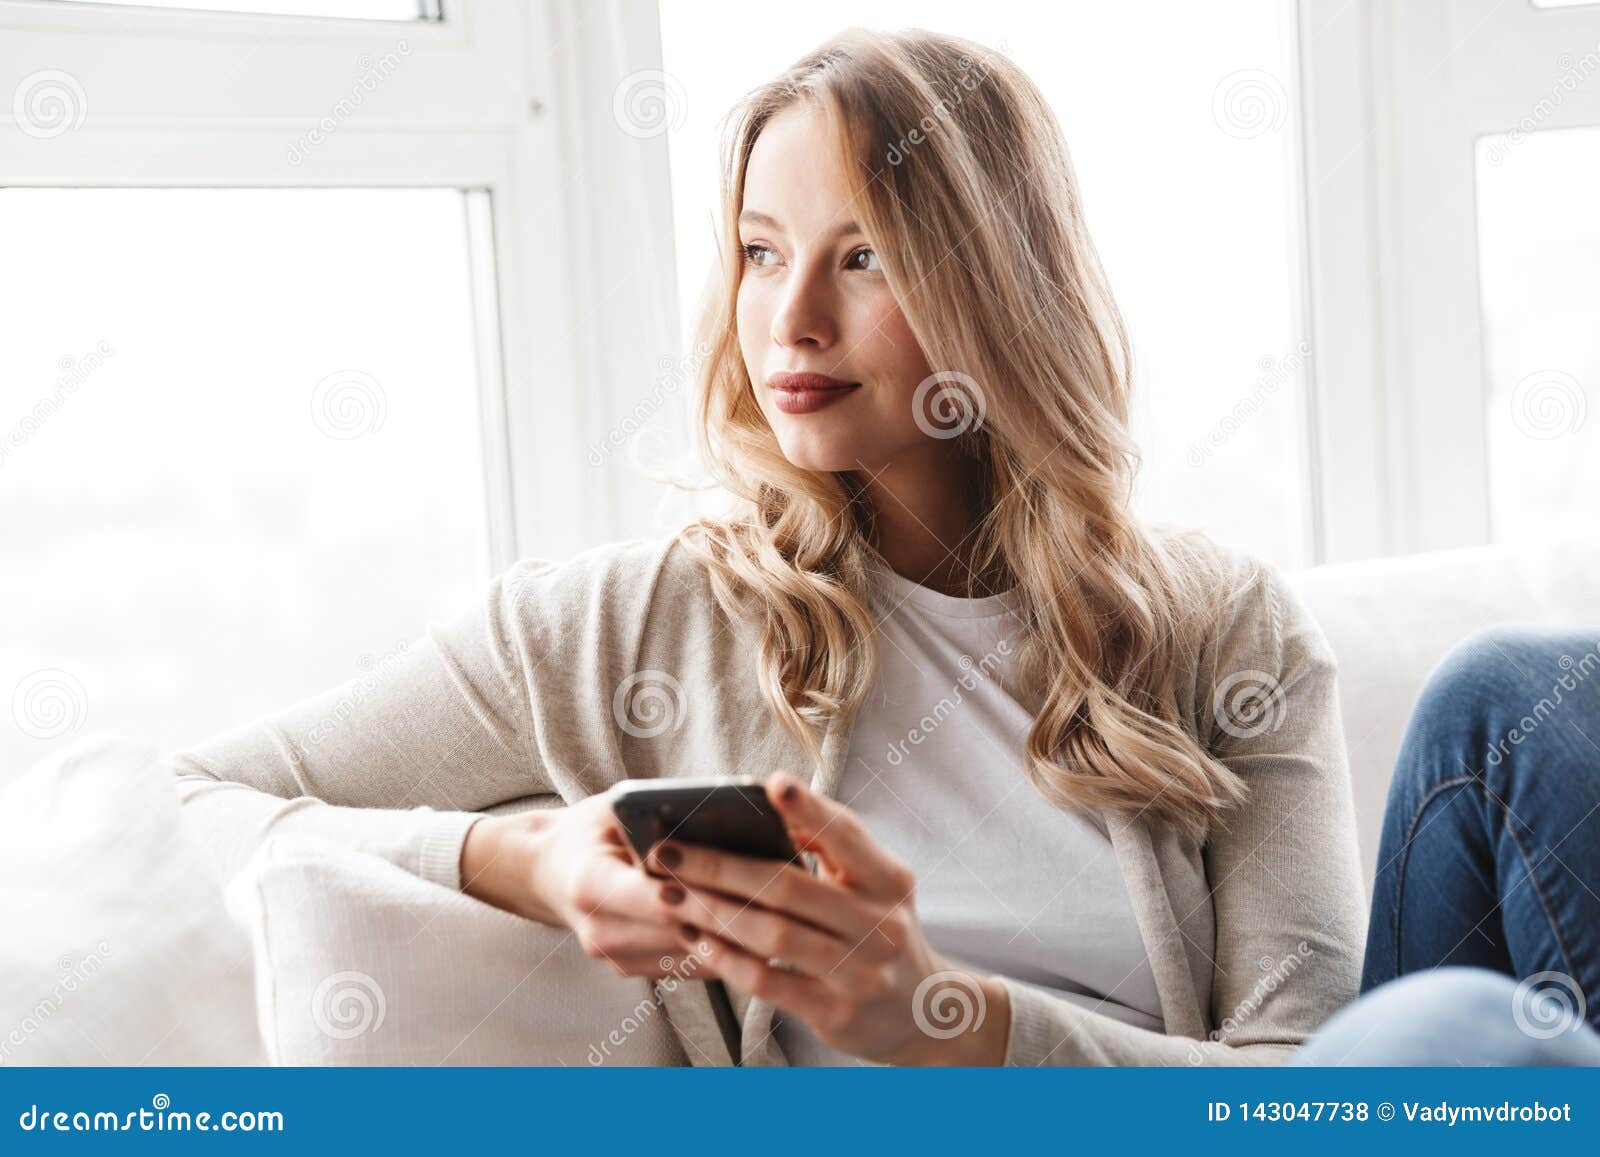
[0,188,490,779]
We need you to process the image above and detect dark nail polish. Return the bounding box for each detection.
[780,782,798,803]
[679,922,699,939]
[655,843,682,868]
[660,884,685,906]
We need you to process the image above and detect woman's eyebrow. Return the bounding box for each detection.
[738,209,864,239]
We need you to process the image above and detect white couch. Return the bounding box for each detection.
[6,533,1596,1063]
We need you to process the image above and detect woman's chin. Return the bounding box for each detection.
[774,434,862,475]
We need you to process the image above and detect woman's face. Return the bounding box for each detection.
[736,104,939,474]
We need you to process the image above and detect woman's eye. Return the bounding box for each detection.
[742,242,779,268]
[845,247,881,272]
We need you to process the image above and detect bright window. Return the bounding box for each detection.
[49,0,439,19]
[0,187,491,776]
[1476,127,1600,544]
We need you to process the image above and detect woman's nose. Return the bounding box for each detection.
[769,273,837,350]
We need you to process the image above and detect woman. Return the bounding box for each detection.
[175,28,1367,1066]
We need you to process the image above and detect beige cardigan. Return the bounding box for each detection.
[173,531,1367,1066]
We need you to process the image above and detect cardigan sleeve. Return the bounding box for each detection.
[998,557,1367,1066]
[171,538,676,892]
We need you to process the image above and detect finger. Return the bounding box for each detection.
[572,913,686,964]
[597,802,657,869]
[674,921,832,1026]
[766,771,913,901]
[599,950,701,980]
[645,841,884,945]
[572,857,684,925]
[670,882,876,978]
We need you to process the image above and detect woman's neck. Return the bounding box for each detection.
[856,452,1006,598]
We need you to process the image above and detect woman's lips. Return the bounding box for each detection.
[768,371,861,415]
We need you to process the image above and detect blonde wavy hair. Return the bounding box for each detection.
[676,28,1247,839]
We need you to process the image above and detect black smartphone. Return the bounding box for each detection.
[610,776,801,873]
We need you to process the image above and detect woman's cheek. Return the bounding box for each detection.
[873,286,925,354]
[860,296,934,412]
[735,287,764,368]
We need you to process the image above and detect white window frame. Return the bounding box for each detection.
[1299,0,1600,560]
[0,0,682,566]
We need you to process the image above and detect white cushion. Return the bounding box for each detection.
[228,834,689,1065]
[0,734,262,1064]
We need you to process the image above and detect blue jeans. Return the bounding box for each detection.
[1296,627,1600,1065]
[1296,966,1600,1065]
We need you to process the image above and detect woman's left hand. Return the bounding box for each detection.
[645,770,1011,1065]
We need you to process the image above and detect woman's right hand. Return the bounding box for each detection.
[459,789,694,979]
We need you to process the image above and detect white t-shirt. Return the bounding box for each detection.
[773,555,1166,1066]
